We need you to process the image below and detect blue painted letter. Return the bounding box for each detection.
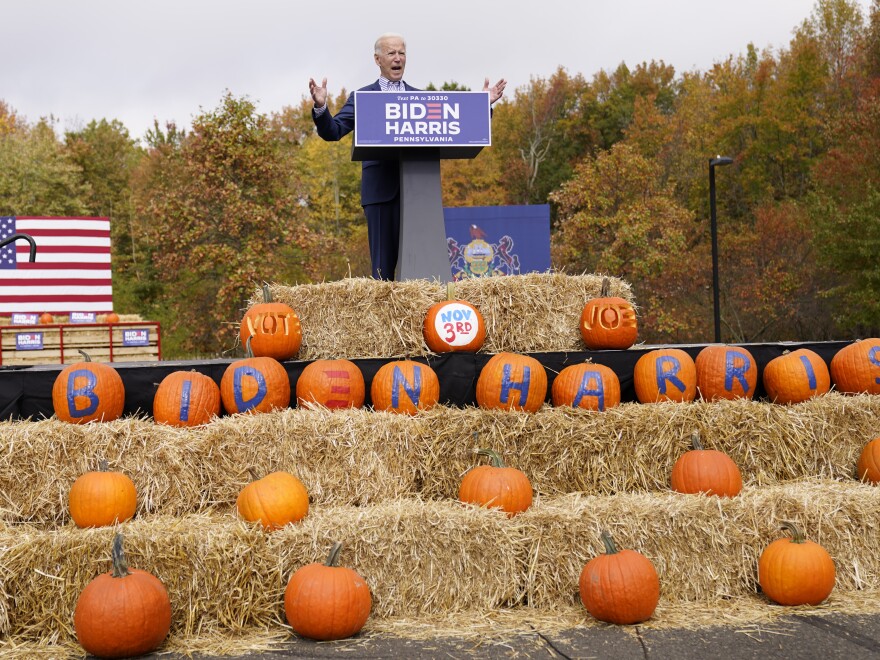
[66,369,99,418]
[501,363,531,406]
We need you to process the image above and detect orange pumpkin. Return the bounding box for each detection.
[39,312,54,324]
[633,348,697,403]
[763,349,830,405]
[104,311,120,324]
[695,344,757,400]
[458,448,533,517]
[579,530,660,625]
[476,352,547,412]
[830,338,880,395]
[239,283,302,361]
[52,350,125,423]
[74,534,171,658]
[370,360,440,414]
[220,339,290,414]
[237,470,309,530]
[579,277,638,350]
[284,541,372,641]
[423,282,486,353]
[856,437,880,484]
[296,359,365,409]
[551,362,621,411]
[69,459,138,528]
[758,522,836,606]
[153,370,221,427]
[670,431,742,497]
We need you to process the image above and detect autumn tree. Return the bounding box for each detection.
[491,68,592,205]
[276,92,369,280]
[0,112,90,216]
[132,93,311,356]
[589,60,679,150]
[0,100,24,137]
[551,143,706,342]
[65,119,145,311]
[809,69,880,335]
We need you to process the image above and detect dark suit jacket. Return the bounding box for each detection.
[312,80,418,206]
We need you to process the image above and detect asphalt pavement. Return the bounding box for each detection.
[151,612,880,659]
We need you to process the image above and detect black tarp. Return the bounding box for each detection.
[0,341,851,421]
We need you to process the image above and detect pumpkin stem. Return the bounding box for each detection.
[780,521,806,544]
[690,431,704,451]
[244,335,254,358]
[476,448,505,468]
[599,277,611,298]
[600,530,620,555]
[111,533,131,578]
[446,281,455,301]
[98,457,109,472]
[325,541,344,567]
[78,349,92,362]
[262,282,273,303]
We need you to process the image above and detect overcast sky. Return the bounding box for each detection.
[3,0,873,142]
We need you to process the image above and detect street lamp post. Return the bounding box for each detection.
[709,156,733,343]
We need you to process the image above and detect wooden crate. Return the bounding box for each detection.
[0,323,161,365]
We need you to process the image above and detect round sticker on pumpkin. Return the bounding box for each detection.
[430,302,484,349]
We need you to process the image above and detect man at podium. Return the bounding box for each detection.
[309,32,506,280]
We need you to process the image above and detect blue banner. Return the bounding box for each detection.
[354,91,491,147]
[444,205,551,279]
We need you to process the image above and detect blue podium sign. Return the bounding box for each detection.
[354,91,491,148]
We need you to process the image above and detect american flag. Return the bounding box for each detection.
[0,216,114,313]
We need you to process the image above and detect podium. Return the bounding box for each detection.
[351,91,492,282]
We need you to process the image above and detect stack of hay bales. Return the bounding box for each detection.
[0,274,878,657]
[250,273,635,358]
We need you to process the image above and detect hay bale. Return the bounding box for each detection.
[3,481,880,649]
[0,502,526,643]
[526,480,880,607]
[248,273,634,359]
[1,394,879,525]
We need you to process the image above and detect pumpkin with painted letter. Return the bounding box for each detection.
[153,370,220,426]
[763,349,830,405]
[476,352,547,412]
[830,338,880,395]
[220,339,290,415]
[551,362,621,411]
[695,344,757,400]
[52,350,125,423]
[633,348,697,403]
[370,360,440,414]
[296,359,365,409]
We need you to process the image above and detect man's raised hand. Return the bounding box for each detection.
[309,77,328,108]
[483,77,507,104]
